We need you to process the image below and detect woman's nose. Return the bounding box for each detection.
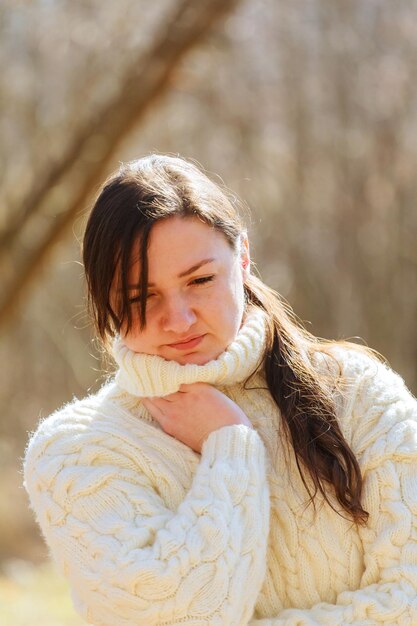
[161,296,197,334]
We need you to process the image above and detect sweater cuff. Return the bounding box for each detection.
[201,424,265,468]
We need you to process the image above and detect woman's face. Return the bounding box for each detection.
[117,216,250,365]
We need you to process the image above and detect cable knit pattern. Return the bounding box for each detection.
[23,312,417,626]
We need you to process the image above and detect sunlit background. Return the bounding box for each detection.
[1,0,417,623]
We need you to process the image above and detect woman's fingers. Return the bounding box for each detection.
[162,384,202,401]
[144,396,171,410]
[161,389,187,401]
[142,397,182,439]
[179,383,199,390]
[142,398,166,424]
[142,384,251,453]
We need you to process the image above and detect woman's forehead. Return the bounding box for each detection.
[128,217,236,284]
[149,215,222,243]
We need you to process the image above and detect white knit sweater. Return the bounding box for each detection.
[23,310,417,625]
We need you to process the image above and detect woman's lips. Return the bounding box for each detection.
[167,334,206,350]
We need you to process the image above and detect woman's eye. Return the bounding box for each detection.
[127,278,214,305]
[191,275,214,286]
[128,293,155,304]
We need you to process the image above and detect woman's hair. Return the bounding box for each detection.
[83,153,379,525]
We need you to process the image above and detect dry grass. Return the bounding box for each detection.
[0,559,86,626]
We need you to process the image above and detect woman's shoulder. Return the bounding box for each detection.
[310,342,382,381]
[26,381,106,435]
[311,342,417,459]
[23,381,155,471]
[22,382,177,515]
[309,341,413,403]
[316,342,414,401]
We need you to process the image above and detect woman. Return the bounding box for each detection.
[24,154,417,625]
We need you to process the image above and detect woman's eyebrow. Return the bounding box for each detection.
[124,258,216,290]
[177,257,216,279]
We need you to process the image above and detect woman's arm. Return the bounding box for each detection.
[23,404,270,626]
[249,353,417,626]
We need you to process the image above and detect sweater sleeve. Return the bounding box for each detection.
[23,407,270,626]
[249,352,417,626]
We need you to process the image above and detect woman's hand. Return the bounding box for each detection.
[142,383,253,453]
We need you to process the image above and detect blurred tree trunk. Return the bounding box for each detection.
[0,0,241,329]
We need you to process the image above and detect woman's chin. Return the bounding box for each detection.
[162,344,226,366]
[170,351,217,366]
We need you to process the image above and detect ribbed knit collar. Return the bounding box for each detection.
[112,307,267,398]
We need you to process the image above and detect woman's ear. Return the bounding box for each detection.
[240,233,250,279]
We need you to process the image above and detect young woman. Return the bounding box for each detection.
[24,154,417,625]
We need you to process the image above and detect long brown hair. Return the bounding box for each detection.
[83,153,379,524]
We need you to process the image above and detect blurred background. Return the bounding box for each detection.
[1,0,417,622]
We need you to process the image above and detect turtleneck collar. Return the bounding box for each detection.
[112,307,267,398]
